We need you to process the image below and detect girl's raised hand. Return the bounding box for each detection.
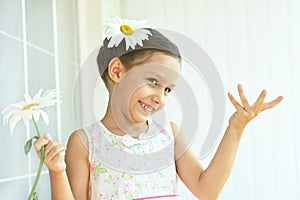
[228,84,283,131]
[34,134,67,174]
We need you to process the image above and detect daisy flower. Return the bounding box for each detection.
[1,89,60,134]
[1,88,60,200]
[104,16,152,50]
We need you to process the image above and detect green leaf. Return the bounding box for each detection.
[104,175,112,184]
[156,172,163,178]
[96,164,108,173]
[104,179,111,184]
[111,139,118,146]
[33,192,39,200]
[135,182,142,188]
[121,172,133,180]
[24,136,38,156]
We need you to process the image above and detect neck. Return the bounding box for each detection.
[101,100,148,137]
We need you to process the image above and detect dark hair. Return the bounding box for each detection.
[101,49,181,87]
[97,29,181,88]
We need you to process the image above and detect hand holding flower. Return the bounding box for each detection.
[34,134,67,174]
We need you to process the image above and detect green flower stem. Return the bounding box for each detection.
[27,118,45,200]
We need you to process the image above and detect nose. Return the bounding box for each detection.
[152,88,166,107]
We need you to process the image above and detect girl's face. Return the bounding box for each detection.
[113,53,181,125]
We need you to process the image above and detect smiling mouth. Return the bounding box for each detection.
[138,100,155,114]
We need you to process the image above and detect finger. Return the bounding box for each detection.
[252,89,267,112]
[261,96,284,111]
[44,145,66,163]
[237,84,251,111]
[49,148,66,163]
[44,133,53,141]
[228,92,243,111]
[50,152,67,171]
[44,141,60,156]
[34,138,50,152]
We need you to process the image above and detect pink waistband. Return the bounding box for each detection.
[133,194,180,200]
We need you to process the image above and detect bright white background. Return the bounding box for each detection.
[0,0,299,199]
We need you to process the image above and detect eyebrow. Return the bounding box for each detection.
[146,71,176,88]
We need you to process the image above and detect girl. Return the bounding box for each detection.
[34,16,283,200]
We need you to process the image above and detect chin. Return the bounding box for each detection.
[130,112,150,124]
[132,116,149,124]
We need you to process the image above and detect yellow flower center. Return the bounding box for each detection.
[120,25,133,35]
[23,103,39,110]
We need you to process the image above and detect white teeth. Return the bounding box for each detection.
[140,102,153,112]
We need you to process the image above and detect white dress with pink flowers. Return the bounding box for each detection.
[84,117,181,200]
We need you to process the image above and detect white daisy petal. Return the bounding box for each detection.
[136,39,143,47]
[23,117,30,128]
[24,94,32,102]
[42,89,56,101]
[12,101,27,109]
[107,37,117,48]
[124,37,134,50]
[33,89,43,102]
[39,89,59,107]
[23,111,32,120]
[3,109,19,124]
[32,110,40,122]
[9,111,24,134]
[112,35,125,47]
[6,102,26,111]
[39,110,49,124]
[138,29,152,37]
[108,35,124,48]
[43,89,56,98]
[2,105,18,116]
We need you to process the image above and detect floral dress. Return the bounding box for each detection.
[84,117,181,200]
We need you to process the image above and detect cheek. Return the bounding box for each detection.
[157,96,167,110]
[129,86,152,104]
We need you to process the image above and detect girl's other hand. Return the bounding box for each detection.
[34,134,67,174]
[228,84,283,131]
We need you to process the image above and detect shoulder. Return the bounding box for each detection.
[67,129,87,149]
[66,129,89,170]
[66,129,89,161]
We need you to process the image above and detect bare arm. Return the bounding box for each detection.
[65,129,90,200]
[49,171,74,200]
[175,84,283,200]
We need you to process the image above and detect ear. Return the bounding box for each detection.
[107,57,127,83]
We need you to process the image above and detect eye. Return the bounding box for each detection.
[164,87,172,93]
[148,78,158,85]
